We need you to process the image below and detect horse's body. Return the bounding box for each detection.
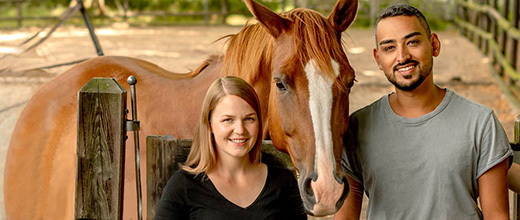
[4,0,358,218]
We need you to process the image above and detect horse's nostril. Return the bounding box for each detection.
[341,176,350,199]
[334,176,351,211]
[341,176,348,185]
[304,177,314,197]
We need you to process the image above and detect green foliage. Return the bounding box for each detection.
[0,0,453,30]
[355,0,453,30]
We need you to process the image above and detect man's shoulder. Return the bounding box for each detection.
[448,90,493,115]
[351,95,387,119]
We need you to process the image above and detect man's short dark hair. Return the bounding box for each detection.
[374,4,432,46]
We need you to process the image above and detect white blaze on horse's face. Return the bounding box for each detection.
[304,59,344,214]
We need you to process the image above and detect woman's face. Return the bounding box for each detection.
[210,95,259,161]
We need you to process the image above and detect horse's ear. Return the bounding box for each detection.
[244,0,290,38]
[328,0,359,33]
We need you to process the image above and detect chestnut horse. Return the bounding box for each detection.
[4,0,357,218]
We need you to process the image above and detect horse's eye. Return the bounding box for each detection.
[276,82,286,90]
[347,79,356,91]
[348,81,355,89]
[274,78,287,91]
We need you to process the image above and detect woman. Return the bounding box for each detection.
[155,76,307,220]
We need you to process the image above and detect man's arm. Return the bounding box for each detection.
[479,158,509,220]
[334,176,363,220]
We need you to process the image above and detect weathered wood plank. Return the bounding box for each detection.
[75,77,126,220]
[146,135,179,220]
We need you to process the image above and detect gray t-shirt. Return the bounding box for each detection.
[342,89,512,220]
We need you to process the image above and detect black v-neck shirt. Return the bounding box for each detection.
[154,165,307,220]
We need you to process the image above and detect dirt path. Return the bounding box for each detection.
[0,26,518,219]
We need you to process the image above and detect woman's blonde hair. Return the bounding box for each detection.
[182,76,263,175]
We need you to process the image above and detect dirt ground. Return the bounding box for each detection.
[0,25,518,219]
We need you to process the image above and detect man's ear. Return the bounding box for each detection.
[431,33,441,57]
[373,48,383,70]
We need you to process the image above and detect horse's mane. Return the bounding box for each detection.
[190,8,349,89]
[184,24,272,82]
[288,9,348,80]
[221,23,273,83]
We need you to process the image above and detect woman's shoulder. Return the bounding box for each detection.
[163,170,208,198]
[171,169,190,180]
[172,169,206,182]
[267,165,293,175]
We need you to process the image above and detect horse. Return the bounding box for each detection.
[4,0,358,218]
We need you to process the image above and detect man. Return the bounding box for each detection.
[335,4,512,219]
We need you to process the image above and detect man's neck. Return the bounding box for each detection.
[389,79,445,118]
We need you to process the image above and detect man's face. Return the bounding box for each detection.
[373,15,440,91]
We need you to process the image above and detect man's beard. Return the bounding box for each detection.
[385,58,433,91]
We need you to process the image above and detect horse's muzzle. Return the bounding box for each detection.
[299,173,349,216]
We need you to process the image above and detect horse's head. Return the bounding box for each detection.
[245,0,357,216]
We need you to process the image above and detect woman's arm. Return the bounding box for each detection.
[479,158,509,220]
[334,176,363,220]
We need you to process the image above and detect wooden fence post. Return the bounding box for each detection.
[462,0,469,37]
[477,0,485,52]
[203,0,209,24]
[498,0,509,78]
[491,0,499,68]
[509,0,518,79]
[16,0,22,28]
[124,0,129,21]
[221,0,228,24]
[369,0,380,28]
[514,115,520,220]
[146,135,180,220]
[75,77,127,220]
[480,0,490,55]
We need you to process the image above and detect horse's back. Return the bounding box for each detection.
[4,55,217,219]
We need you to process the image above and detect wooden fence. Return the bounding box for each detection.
[0,0,25,27]
[454,0,520,110]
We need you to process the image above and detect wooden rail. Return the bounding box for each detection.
[454,0,520,110]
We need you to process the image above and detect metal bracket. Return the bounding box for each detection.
[126,120,140,132]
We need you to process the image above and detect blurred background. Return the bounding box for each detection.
[0,0,454,30]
